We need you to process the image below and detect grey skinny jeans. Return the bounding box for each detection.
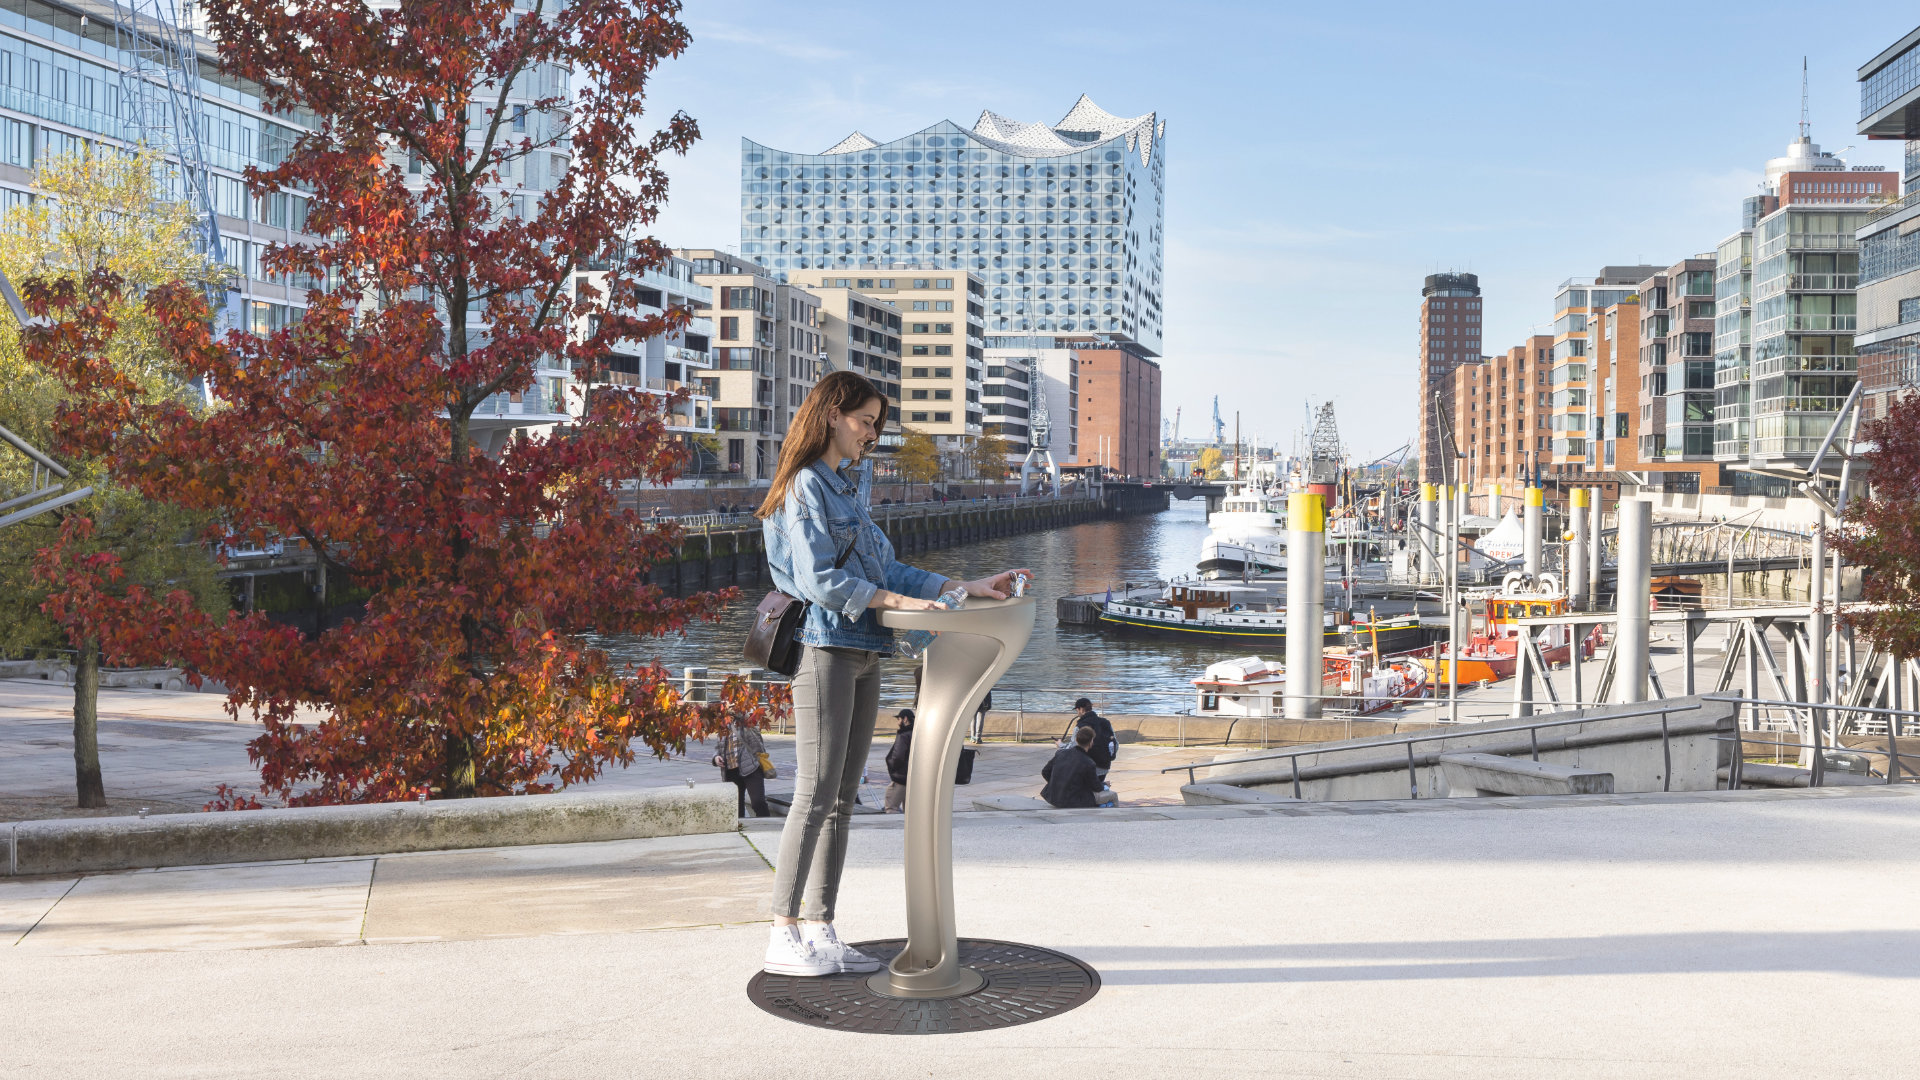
[770,645,881,921]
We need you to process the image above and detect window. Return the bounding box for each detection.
[935,278,953,289]
[934,411,952,422]
[911,322,931,333]
[1902,297,1920,324]
[934,301,954,312]
[913,278,930,288]
[512,105,527,132]
[912,301,931,311]
[910,367,930,378]
[934,323,953,334]
[934,367,952,378]
[722,286,756,310]
[934,388,952,400]
[912,345,930,356]
[911,411,929,422]
[720,316,738,339]
[879,279,894,288]
[911,389,929,400]
[933,345,952,356]
[857,278,874,289]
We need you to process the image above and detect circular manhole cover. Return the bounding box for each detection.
[747,938,1099,1034]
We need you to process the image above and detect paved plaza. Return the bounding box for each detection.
[3,786,1917,1078]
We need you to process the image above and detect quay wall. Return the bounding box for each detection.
[647,488,1167,595]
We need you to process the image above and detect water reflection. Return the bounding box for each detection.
[598,500,1240,715]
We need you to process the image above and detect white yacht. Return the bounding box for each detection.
[1198,486,1287,577]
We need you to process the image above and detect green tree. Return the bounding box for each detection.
[0,150,228,809]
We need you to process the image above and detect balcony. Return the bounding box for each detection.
[1757,233,1858,260]
[668,345,711,369]
[1749,353,1857,379]
[1753,314,1858,338]
[1788,273,1860,292]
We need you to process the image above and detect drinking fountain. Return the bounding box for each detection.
[747,594,1101,1034]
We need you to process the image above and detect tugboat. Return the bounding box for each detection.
[1428,572,1602,685]
[1099,579,1427,652]
[1197,485,1287,577]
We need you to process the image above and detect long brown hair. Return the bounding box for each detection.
[755,370,888,519]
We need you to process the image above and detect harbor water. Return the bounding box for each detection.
[597,499,1248,717]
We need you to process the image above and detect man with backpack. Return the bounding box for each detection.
[1071,697,1118,791]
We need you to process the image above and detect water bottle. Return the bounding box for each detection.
[895,588,968,659]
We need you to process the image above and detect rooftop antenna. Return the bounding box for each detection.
[1800,56,1810,141]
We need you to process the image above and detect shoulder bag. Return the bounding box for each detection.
[744,533,857,677]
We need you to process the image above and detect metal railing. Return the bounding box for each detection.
[1703,695,1919,789]
[1161,702,1703,800]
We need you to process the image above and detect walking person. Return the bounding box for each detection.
[711,712,771,818]
[1070,697,1119,791]
[1040,726,1111,808]
[757,370,1031,977]
[883,709,913,813]
[971,688,993,743]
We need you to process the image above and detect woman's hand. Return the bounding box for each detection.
[955,568,1033,600]
[870,589,942,611]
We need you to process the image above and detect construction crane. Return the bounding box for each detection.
[1307,401,1343,486]
[0,277,90,529]
[1211,396,1225,444]
[113,0,225,266]
[112,0,239,391]
[1018,362,1060,496]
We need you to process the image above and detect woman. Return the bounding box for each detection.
[757,371,1028,977]
[712,712,771,818]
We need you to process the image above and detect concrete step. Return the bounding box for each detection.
[1180,783,1298,806]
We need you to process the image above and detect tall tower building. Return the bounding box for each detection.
[740,96,1165,357]
[1418,273,1482,483]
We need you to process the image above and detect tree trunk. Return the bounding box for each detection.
[73,638,106,809]
[445,729,477,799]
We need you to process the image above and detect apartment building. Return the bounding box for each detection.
[796,283,904,427]
[570,254,715,465]
[1417,273,1482,482]
[1071,340,1161,478]
[1713,230,1755,463]
[1545,267,1661,480]
[980,355,1035,458]
[1856,26,1920,420]
[786,269,986,456]
[1449,336,1553,498]
[679,249,825,482]
[1637,258,1723,491]
[1590,293,1643,473]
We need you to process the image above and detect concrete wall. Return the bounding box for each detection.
[1204,696,1735,801]
[3,785,736,877]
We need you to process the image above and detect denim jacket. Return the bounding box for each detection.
[764,459,947,653]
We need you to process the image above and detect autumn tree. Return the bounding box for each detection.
[895,427,942,499]
[967,433,1010,485]
[1197,447,1223,479]
[29,0,757,805]
[0,150,227,809]
[1834,393,1920,655]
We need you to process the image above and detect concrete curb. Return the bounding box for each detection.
[4,784,738,877]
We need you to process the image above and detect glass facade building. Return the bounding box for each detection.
[1856,25,1920,420]
[1712,231,1754,460]
[1743,205,1867,460]
[739,96,1165,356]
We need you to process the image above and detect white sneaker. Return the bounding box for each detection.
[764,924,836,977]
[804,923,884,973]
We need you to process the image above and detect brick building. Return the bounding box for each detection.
[1070,341,1161,479]
[1418,273,1482,482]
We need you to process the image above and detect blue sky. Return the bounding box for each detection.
[643,0,1920,461]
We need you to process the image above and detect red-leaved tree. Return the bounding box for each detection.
[1834,392,1920,656]
[28,0,770,804]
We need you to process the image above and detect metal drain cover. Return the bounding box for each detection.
[747,938,1099,1034]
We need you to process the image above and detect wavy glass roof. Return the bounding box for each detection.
[810,95,1160,166]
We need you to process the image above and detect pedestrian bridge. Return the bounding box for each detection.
[1596,520,1815,576]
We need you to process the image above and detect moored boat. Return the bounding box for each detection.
[1099,580,1428,651]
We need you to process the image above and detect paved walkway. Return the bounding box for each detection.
[0,679,1219,819]
[2,787,1915,1077]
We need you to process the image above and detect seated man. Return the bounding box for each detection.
[1041,726,1114,808]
